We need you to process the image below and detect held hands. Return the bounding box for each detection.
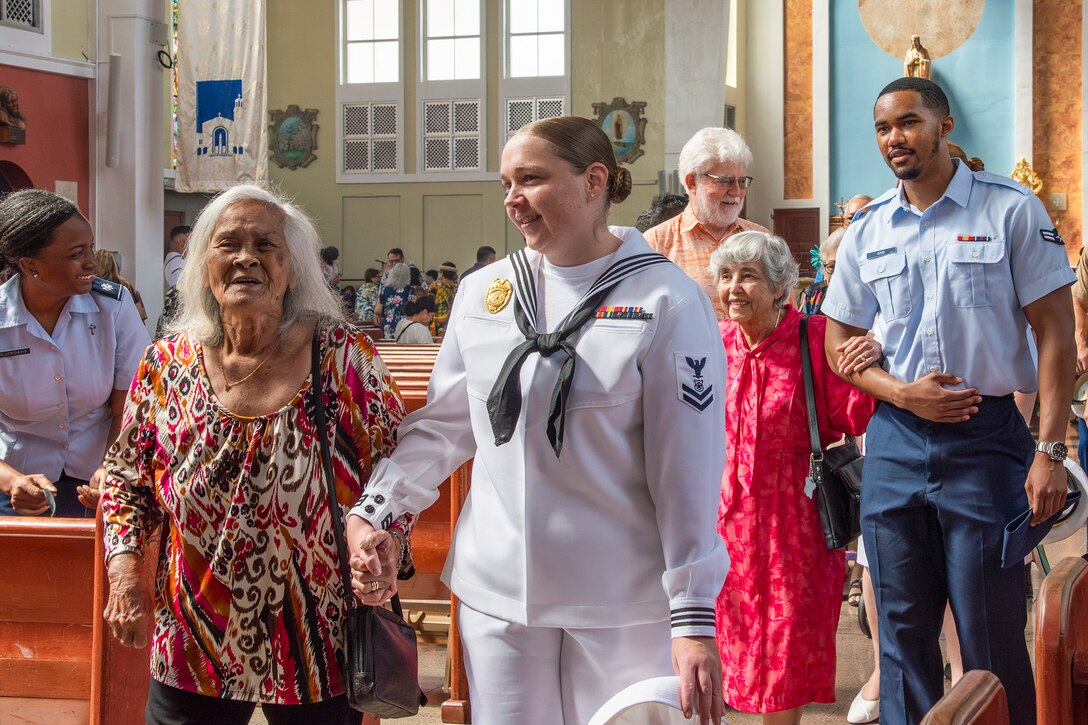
[76,466,107,510]
[1026,455,1069,526]
[836,335,884,376]
[671,636,724,724]
[104,553,152,648]
[345,515,401,607]
[899,373,981,423]
[8,473,57,516]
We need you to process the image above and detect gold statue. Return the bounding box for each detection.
[904,35,931,79]
[1010,158,1044,195]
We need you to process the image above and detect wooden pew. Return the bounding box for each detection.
[0,518,96,724]
[920,670,1008,725]
[1035,554,1088,725]
[374,342,471,723]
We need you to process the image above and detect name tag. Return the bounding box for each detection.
[866,247,898,260]
[0,347,30,358]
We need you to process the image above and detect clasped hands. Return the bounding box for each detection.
[345,515,401,607]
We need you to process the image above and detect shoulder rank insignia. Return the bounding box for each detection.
[91,276,126,300]
[1040,228,1065,246]
[596,306,652,320]
[676,353,714,413]
[484,278,513,314]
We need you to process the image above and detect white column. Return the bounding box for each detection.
[742,0,783,228]
[94,0,167,334]
[663,0,730,180]
[811,1,830,233]
[1013,0,1033,163]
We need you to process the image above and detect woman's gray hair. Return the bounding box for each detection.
[384,262,411,290]
[708,231,799,309]
[678,127,754,193]
[167,184,344,345]
[821,227,846,260]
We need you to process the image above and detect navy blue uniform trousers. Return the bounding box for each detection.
[861,396,1035,725]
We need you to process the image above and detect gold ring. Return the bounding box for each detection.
[367,580,383,593]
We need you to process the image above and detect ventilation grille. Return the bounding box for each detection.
[342,102,399,173]
[506,96,565,137]
[0,0,37,27]
[422,99,481,171]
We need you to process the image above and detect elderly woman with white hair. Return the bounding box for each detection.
[99,185,410,724]
[798,227,846,316]
[711,231,875,724]
[374,261,416,339]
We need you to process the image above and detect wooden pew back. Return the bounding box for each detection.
[0,518,96,724]
[921,670,1009,725]
[1036,554,1088,725]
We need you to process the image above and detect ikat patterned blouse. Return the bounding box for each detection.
[101,320,408,704]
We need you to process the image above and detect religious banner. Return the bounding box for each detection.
[175,0,267,192]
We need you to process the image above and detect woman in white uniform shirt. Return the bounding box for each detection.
[0,190,149,517]
[346,117,729,724]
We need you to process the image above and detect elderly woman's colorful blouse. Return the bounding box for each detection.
[101,320,409,704]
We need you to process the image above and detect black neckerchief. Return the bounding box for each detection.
[486,247,671,457]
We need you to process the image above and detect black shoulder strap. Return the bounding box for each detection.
[312,327,402,616]
[395,321,424,342]
[798,315,822,461]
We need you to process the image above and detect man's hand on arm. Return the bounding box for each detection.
[824,318,981,422]
[1073,292,1088,374]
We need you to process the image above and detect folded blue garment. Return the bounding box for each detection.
[1001,490,1082,569]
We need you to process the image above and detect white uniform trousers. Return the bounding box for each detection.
[458,602,674,724]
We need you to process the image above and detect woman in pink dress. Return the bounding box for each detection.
[710,231,877,723]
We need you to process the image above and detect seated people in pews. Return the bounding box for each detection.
[100,185,410,724]
[0,189,150,517]
[346,116,728,724]
[393,296,436,344]
[354,266,380,324]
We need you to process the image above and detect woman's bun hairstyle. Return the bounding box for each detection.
[518,116,628,207]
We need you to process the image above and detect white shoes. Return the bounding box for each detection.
[847,689,880,724]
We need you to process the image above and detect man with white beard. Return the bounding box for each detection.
[644,127,768,318]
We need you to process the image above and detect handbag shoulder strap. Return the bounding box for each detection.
[798,315,822,460]
[312,325,403,616]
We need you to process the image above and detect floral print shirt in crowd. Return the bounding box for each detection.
[355,281,378,323]
[101,320,409,704]
[379,284,416,339]
[431,281,456,336]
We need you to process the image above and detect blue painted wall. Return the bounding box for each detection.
[831,0,1016,205]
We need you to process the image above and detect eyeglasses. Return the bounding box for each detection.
[701,173,754,190]
[823,262,836,274]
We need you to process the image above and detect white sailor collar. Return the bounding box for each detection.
[516,225,657,272]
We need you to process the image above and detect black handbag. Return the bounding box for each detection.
[310,331,426,717]
[799,316,865,550]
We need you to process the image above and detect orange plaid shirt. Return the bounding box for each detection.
[643,206,769,318]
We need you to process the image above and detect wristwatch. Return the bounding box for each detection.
[1035,441,1069,462]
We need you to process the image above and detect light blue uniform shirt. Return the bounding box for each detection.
[823,159,1074,396]
[0,275,150,481]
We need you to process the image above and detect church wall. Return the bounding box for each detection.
[829,0,1016,205]
[52,0,92,62]
[1034,0,1082,257]
[265,0,666,282]
[0,63,90,214]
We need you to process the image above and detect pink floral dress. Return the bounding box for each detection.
[716,307,875,713]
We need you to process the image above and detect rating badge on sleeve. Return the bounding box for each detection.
[675,353,714,413]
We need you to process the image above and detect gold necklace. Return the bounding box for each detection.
[223,342,279,391]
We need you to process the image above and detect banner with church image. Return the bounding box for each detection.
[175,0,268,192]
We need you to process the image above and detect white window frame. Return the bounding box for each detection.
[336,0,406,182]
[0,0,49,59]
[414,0,491,181]
[499,0,570,147]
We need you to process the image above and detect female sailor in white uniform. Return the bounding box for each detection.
[346,116,728,724]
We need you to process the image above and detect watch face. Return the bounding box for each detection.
[1055,442,1069,458]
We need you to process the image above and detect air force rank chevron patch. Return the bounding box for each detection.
[676,353,715,413]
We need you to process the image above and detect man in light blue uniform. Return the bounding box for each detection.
[822,77,1074,725]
